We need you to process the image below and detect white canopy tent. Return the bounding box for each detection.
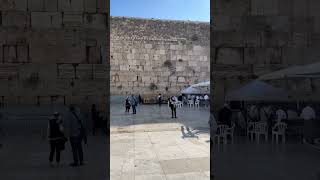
[225,80,293,102]
[259,62,320,80]
[190,81,210,88]
[181,86,203,94]
[181,81,210,95]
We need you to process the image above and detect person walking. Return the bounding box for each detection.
[138,94,143,104]
[168,96,177,118]
[129,95,138,114]
[158,94,162,106]
[91,104,98,135]
[47,112,66,167]
[68,105,87,167]
[124,96,131,113]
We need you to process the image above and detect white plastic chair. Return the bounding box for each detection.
[247,121,255,141]
[195,100,200,108]
[176,101,183,108]
[214,125,229,144]
[225,123,235,144]
[272,122,287,144]
[253,122,268,143]
[188,100,194,107]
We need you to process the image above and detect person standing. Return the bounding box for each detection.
[91,104,98,135]
[300,105,316,144]
[138,94,143,104]
[204,94,209,108]
[158,94,162,106]
[275,106,287,123]
[129,95,138,114]
[68,105,87,167]
[124,96,131,113]
[218,103,232,127]
[168,96,177,118]
[47,112,66,167]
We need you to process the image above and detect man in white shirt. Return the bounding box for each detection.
[204,94,209,108]
[300,105,316,121]
[276,107,287,123]
[248,105,259,122]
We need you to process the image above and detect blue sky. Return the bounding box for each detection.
[110,0,210,22]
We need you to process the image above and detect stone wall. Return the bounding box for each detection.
[0,0,109,113]
[211,0,320,109]
[110,17,210,96]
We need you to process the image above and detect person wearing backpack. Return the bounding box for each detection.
[129,94,138,114]
[68,105,87,167]
[47,112,67,167]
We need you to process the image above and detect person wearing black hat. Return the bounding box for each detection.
[47,112,66,167]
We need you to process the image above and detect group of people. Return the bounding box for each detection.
[124,94,142,114]
[214,102,319,143]
[47,105,87,167]
[187,94,210,105]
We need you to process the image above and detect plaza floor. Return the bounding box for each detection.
[0,134,109,180]
[110,104,210,180]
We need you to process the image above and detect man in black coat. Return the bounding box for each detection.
[218,103,232,127]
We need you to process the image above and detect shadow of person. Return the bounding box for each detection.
[181,126,187,138]
[181,126,199,138]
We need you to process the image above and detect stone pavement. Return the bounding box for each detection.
[212,137,320,180]
[0,134,109,180]
[110,104,210,180]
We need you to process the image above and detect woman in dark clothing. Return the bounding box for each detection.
[138,94,143,104]
[168,96,177,118]
[47,112,66,166]
[124,97,131,113]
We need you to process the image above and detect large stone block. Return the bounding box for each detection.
[3,45,17,63]
[31,12,62,28]
[13,0,28,11]
[293,0,309,17]
[216,47,243,65]
[0,64,19,80]
[84,13,107,29]
[212,0,250,16]
[44,0,58,11]
[309,0,320,17]
[251,0,278,16]
[28,0,44,11]
[63,12,83,27]
[2,11,30,28]
[57,64,75,79]
[17,45,29,63]
[58,0,84,12]
[277,0,293,16]
[84,0,97,13]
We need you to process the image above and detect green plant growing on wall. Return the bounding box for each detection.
[163,60,173,68]
[191,34,198,41]
[149,83,158,91]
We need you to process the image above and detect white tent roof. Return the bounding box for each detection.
[225,80,293,102]
[181,86,203,94]
[190,81,210,88]
[181,81,210,95]
[259,62,320,80]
